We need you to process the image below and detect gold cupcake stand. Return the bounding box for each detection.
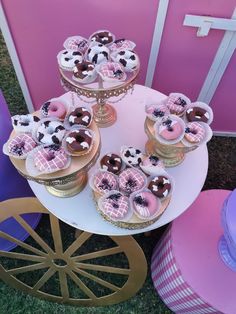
[9,120,101,198]
[144,118,198,167]
[59,66,139,128]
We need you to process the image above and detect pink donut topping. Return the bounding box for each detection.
[99,62,126,81]
[41,101,67,119]
[34,146,68,172]
[118,168,145,195]
[93,171,118,194]
[146,104,169,121]
[166,95,187,115]
[8,134,37,157]
[159,118,183,141]
[101,192,129,220]
[133,191,160,219]
[185,122,205,143]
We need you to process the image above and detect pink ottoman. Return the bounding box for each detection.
[151,190,236,314]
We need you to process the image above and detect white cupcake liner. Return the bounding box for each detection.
[184,101,214,125]
[11,114,40,134]
[63,36,89,53]
[89,169,119,195]
[96,62,127,83]
[89,30,115,46]
[147,172,174,201]
[62,127,95,157]
[154,115,186,145]
[140,155,166,176]
[64,105,93,130]
[130,188,162,221]
[57,49,84,72]
[40,97,72,121]
[98,190,133,222]
[98,151,124,174]
[120,145,145,169]
[167,92,191,116]
[32,117,66,145]
[3,134,37,160]
[25,144,71,177]
[181,121,213,147]
[145,101,170,122]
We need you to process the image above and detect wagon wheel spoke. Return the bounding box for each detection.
[73,267,120,292]
[75,262,130,275]
[72,246,123,262]
[67,269,96,300]
[64,232,92,257]
[13,214,54,255]
[0,231,47,257]
[6,262,49,275]
[32,268,56,291]
[49,214,63,255]
[58,270,69,300]
[0,251,46,262]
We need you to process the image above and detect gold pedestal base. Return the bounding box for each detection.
[45,172,87,198]
[92,103,117,128]
[145,140,185,167]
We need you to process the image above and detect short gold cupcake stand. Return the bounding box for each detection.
[9,120,101,198]
[59,67,139,128]
[144,118,198,167]
[0,198,147,306]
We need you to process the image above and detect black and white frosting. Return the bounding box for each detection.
[87,43,110,65]
[111,49,139,72]
[11,114,40,133]
[120,146,144,167]
[57,49,83,71]
[36,120,65,145]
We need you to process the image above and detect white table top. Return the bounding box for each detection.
[29,84,208,236]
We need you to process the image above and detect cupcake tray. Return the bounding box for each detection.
[93,190,171,230]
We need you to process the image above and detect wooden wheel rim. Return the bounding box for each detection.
[0,198,147,306]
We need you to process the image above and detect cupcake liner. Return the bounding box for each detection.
[57,49,83,72]
[184,101,214,125]
[64,105,93,130]
[140,155,166,176]
[3,133,37,160]
[98,151,124,174]
[62,127,95,157]
[89,30,115,46]
[32,117,66,145]
[96,62,127,83]
[120,145,145,169]
[63,36,89,53]
[98,190,133,222]
[25,144,71,177]
[154,115,186,145]
[40,97,72,120]
[130,188,162,221]
[167,92,191,116]
[181,121,213,147]
[145,102,170,122]
[109,39,136,52]
[89,169,119,196]
[11,114,40,134]
[147,172,174,201]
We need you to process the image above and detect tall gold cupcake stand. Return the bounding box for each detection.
[59,66,139,128]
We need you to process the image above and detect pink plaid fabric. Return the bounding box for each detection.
[34,147,68,172]
[151,228,221,314]
[167,95,186,114]
[99,62,125,80]
[9,134,36,157]
[102,194,129,219]
[94,171,118,193]
[119,168,145,195]
[185,122,205,143]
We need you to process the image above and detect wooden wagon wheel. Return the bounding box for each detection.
[0,197,147,306]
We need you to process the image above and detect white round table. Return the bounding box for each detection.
[29,84,208,236]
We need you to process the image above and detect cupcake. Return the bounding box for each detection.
[57,49,83,71]
[91,170,118,195]
[73,61,97,84]
[132,190,161,220]
[145,103,170,122]
[65,128,93,156]
[166,93,190,116]
[89,30,115,46]
[155,115,185,144]
[100,153,123,174]
[97,62,126,82]
[148,175,172,199]
[111,49,139,72]
[86,43,110,65]
[118,168,146,196]
[140,155,165,176]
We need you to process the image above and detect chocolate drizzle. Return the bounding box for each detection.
[134,195,148,207]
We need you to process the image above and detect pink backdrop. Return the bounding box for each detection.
[1,0,236,132]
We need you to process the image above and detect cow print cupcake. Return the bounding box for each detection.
[86,43,110,65]
[111,49,139,72]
